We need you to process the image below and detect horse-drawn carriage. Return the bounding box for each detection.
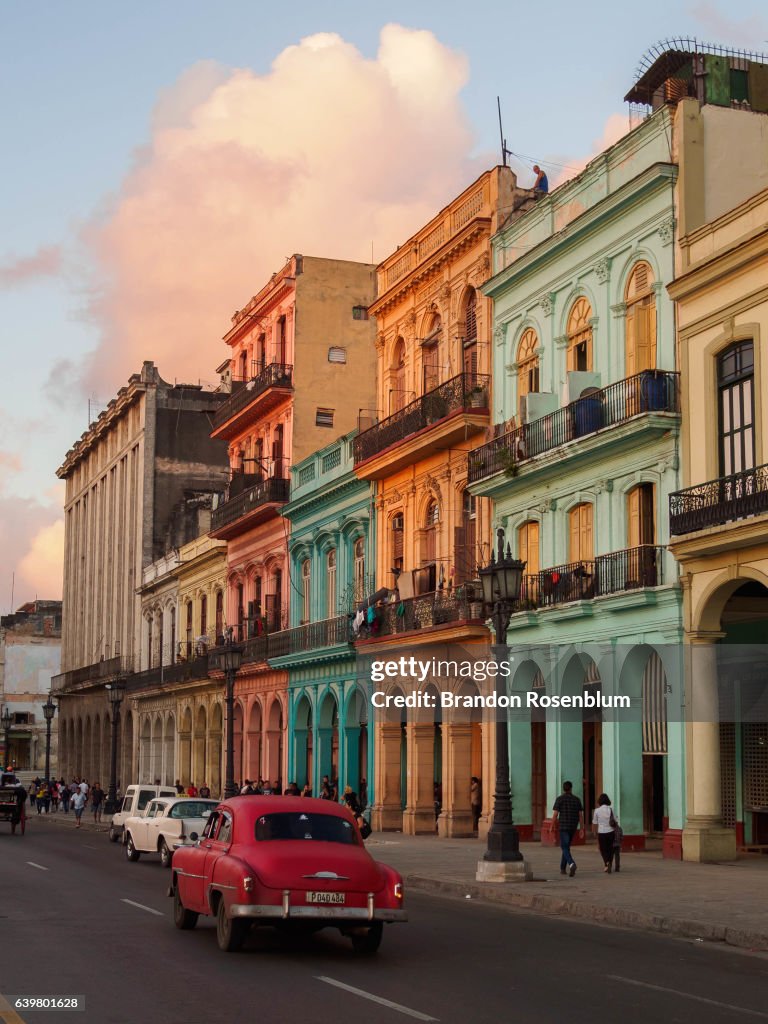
[0,773,26,835]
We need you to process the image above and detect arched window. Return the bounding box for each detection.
[625,262,656,376]
[627,484,655,547]
[517,520,540,575]
[390,338,406,413]
[200,594,207,638]
[463,290,478,377]
[454,490,477,584]
[326,549,337,619]
[186,600,193,658]
[215,591,224,642]
[517,328,540,403]
[390,515,404,578]
[423,500,439,565]
[718,341,755,475]
[422,313,442,393]
[567,298,593,372]
[568,503,594,563]
[354,538,366,602]
[301,559,311,624]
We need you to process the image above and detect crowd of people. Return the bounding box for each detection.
[28,777,106,828]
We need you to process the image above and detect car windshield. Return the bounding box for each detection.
[254,812,357,845]
[170,801,218,819]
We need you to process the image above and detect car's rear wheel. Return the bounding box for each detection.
[350,922,383,956]
[216,899,248,952]
[125,834,140,862]
[159,839,172,869]
[173,885,198,930]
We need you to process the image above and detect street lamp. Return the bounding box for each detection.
[476,528,531,883]
[222,627,244,800]
[43,694,57,782]
[104,678,127,815]
[2,705,13,769]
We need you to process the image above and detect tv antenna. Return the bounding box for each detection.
[497,97,513,167]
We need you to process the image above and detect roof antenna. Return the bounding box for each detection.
[497,96,513,167]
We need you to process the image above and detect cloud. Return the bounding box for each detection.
[78,25,481,395]
[0,499,63,611]
[689,4,768,47]
[0,451,22,477]
[546,113,631,190]
[0,245,61,288]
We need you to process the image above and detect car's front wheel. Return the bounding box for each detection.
[159,839,172,869]
[108,826,120,843]
[350,922,383,956]
[216,899,248,953]
[173,886,198,930]
[125,834,140,862]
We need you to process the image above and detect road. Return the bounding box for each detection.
[0,818,766,1024]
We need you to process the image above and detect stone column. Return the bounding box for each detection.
[371,722,403,831]
[438,721,474,837]
[403,722,436,835]
[682,635,737,861]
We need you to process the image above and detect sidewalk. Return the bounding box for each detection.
[31,809,768,952]
[367,832,768,953]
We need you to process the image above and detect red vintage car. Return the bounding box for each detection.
[169,796,406,954]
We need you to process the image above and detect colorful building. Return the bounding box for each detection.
[353,167,535,836]
[276,432,375,796]
[209,255,377,789]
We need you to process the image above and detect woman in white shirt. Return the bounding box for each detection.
[592,793,617,873]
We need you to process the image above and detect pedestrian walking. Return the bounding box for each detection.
[72,788,87,828]
[60,780,70,813]
[175,779,184,795]
[592,793,619,873]
[550,781,585,877]
[90,783,104,823]
[51,781,60,812]
[470,776,482,832]
[186,782,198,797]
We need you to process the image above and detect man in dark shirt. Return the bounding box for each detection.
[551,780,584,877]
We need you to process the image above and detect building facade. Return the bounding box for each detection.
[354,168,535,836]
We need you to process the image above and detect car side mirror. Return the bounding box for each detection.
[189,832,199,842]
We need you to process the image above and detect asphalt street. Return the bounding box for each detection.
[1,817,767,1024]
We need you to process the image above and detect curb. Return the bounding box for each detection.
[404,874,768,953]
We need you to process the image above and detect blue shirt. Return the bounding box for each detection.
[535,171,549,193]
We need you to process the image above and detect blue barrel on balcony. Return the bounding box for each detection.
[572,393,603,437]
[640,370,668,411]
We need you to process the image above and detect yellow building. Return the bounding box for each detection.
[668,186,768,860]
[353,167,535,836]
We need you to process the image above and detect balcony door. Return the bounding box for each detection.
[718,341,755,477]
[568,502,594,563]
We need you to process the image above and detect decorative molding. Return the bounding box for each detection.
[658,218,675,246]
[539,293,554,317]
[424,474,443,502]
[594,258,610,284]
[493,325,505,346]
[554,334,568,349]
[610,302,627,319]
[375,332,386,352]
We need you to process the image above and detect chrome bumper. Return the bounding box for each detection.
[229,903,407,923]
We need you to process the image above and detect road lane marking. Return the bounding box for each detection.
[121,899,164,917]
[26,862,48,871]
[82,844,97,849]
[316,977,438,1021]
[608,975,768,1018]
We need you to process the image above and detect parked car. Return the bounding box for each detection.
[124,797,219,867]
[169,796,406,954]
[108,784,178,842]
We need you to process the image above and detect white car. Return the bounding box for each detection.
[123,797,218,868]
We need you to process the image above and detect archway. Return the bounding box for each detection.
[317,691,339,786]
[343,688,367,796]
[265,699,283,789]
[233,703,244,788]
[120,710,133,791]
[163,714,175,786]
[294,694,313,790]
[139,717,151,783]
[193,706,207,787]
[101,716,110,786]
[209,703,223,796]
[247,702,262,783]
[178,707,192,786]
[151,714,163,783]
[372,685,406,831]
[83,717,92,781]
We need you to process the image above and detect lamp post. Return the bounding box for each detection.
[2,705,12,769]
[475,528,531,883]
[222,628,244,800]
[43,694,57,782]
[104,678,126,815]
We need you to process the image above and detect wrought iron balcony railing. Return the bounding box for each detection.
[669,463,768,535]
[355,590,484,639]
[130,656,209,688]
[467,370,679,484]
[521,545,665,609]
[211,476,290,532]
[353,372,490,465]
[268,616,351,658]
[212,362,293,429]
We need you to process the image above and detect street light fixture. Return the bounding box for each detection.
[2,705,12,769]
[476,527,532,883]
[222,627,244,800]
[104,677,127,815]
[43,693,57,783]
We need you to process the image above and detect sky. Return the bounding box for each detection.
[1,0,767,611]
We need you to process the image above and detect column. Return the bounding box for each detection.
[371,722,403,831]
[682,636,737,861]
[402,722,436,835]
[541,710,583,846]
[437,721,474,837]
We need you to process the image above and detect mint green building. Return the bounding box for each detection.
[469,107,685,855]
[273,432,374,799]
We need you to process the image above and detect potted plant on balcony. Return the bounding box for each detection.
[497,447,519,478]
[468,384,488,409]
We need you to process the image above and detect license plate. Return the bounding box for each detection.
[305,891,345,904]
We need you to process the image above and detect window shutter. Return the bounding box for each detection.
[453,526,467,584]
[569,508,580,562]
[527,521,540,575]
[641,484,655,545]
[635,303,651,373]
[581,504,594,562]
[625,305,636,377]
[628,488,641,548]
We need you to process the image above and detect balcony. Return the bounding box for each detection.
[353,372,491,479]
[130,656,209,688]
[670,463,768,536]
[210,476,290,539]
[468,370,679,485]
[355,591,485,641]
[211,363,293,440]
[51,655,125,692]
[268,616,351,659]
[521,546,665,609]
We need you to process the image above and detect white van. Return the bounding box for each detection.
[108,784,178,842]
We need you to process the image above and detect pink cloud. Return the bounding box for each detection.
[78,26,483,396]
[0,451,22,476]
[0,245,61,288]
[0,499,63,611]
[546,113,631,190]
[689,4,768,48]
